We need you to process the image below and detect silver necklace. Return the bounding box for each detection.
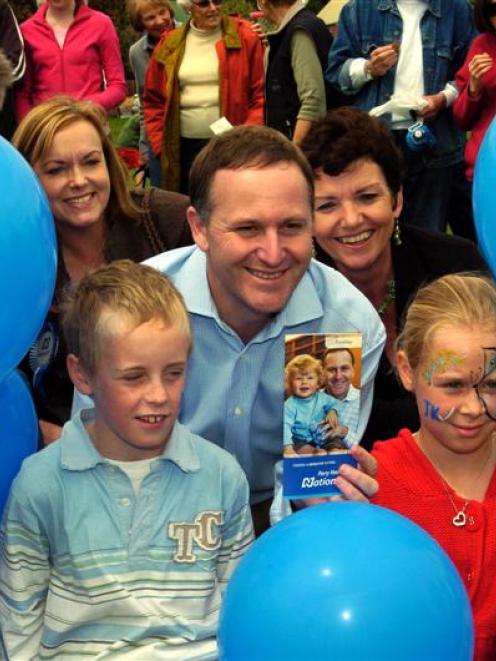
[415,432,493,529]
[437,480,469,527]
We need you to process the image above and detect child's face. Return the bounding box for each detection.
[84,317,189,461]
[399,325,496,457]
[292,369,319,398]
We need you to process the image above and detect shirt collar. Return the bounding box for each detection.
[377,0,439,15]
[61,411,200,473]
[179,248,324,342]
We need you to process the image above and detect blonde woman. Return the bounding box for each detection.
[13,96,191,443]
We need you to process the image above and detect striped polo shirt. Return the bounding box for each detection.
[0,411,253,659]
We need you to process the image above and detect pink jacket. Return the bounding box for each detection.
[15,3,127,121]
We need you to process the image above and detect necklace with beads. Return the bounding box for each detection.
[414,432,494,528]
[376,278,396,316]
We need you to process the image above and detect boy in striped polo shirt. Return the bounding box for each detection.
[0,260,253,660]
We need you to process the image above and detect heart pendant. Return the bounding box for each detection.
[452,511,466,527]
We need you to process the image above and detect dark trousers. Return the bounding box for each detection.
[251,499,272,537]
[180,137,209,195]
[393,130,454,233]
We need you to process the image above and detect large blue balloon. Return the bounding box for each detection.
[0,370,38,516]
[0,136,57,379]
[219,503,473,661]
[473,116,496,278]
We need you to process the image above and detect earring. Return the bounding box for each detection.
[393,217,402,246]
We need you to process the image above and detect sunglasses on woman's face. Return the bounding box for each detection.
[486,3,496,16]
[192,0,222,8]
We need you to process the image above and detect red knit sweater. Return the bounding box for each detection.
[372,430,496,661]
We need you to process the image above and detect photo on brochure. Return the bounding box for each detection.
[282,332,362,499]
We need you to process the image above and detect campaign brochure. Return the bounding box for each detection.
[282,332,362,499]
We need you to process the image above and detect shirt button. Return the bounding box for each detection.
[467,571,474,583]
[468,515,476,527]
[234,406,243,416]
[120,497,130,507]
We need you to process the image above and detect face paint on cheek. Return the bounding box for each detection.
[422,351,464,385]
[470,367,484,384]
[423,399,455,422]
[483,347,496,377]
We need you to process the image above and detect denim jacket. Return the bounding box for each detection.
[326,0,476,167]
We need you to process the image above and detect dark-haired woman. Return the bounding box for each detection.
[301,107,487,447]
[453,0,496,182]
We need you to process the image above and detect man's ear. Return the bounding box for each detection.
[66,354,93,396]
[186,206,209,253]
[396,350,414,392]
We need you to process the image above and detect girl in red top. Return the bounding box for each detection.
[453,0,496,181]
[372,273,496,661]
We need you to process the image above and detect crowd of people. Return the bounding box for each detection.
[1,0,496,658]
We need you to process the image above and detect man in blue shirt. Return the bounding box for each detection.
[147,125,385,533]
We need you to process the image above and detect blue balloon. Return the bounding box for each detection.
[0,370,38,517]
[0,136,57,379]
[219,503,473,661]
[473,116,496,278]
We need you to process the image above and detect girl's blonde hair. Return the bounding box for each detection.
[397,272,496,369]
[12,96,140,225]
[285,354,323,395]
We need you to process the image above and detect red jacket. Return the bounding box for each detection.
[143,16,264,191]
[372,429,496,661]
[453,33,496,181]
[15,3,126,121]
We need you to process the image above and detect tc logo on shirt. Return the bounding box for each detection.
[168,510,224,563]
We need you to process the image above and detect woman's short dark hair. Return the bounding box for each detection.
[300,107,404,196]
[473,0,496,34]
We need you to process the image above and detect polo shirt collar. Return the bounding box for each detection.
[179,248,324,341]
[61,412,200,473]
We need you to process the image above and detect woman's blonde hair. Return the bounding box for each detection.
[12,96,140,224]
[397,272,496,369]
[285,354,323,395]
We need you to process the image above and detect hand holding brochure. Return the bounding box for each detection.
[282,332,362,499]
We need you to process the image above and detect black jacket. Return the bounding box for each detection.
[265,7,332,138]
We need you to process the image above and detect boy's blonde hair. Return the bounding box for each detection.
[285,354,323,395]
[62,260,191,375]
[397,272,496,370]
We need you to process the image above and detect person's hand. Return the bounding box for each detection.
[334,444,378,501]
[365,44,399,78]
[416,92,446,120]
[291,445,378,511]
[40,419,63,445]
[468,52,494,97]
[249,13,268,45]
[133,154,148,187]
